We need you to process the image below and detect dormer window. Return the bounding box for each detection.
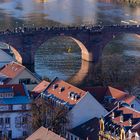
[59,87,65,92]
[71,93,75,100]
[68,91,73,98]
[53,84,58,90]
[74,94,80,101]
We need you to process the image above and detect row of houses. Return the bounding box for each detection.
[0,61,40,139]
[0,61,140,139]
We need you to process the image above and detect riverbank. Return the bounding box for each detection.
[117,0,140,6]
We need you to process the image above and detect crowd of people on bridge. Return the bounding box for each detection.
[0,24,139,35]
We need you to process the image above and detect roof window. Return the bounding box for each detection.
[53,84,58,90]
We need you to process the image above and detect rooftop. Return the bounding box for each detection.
[107,86,135,104]
[43,77,87,105]
[84,86,136,111]
[32,80,50,94]
[0,84,31,104]
[103,104,140,135]
[26,126,66,140]
[69,117,99,140]
[0,61,25,80]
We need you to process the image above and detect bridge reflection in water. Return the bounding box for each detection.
[67,60,90,86]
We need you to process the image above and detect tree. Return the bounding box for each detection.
[96,54,140,95]
[31,95,70,135]
[31,97,47,131]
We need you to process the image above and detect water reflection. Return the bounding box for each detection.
[0,0,139,29]
[35,37,82,81]
[0,0,140,87]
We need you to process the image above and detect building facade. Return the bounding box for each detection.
[0,84,31,139]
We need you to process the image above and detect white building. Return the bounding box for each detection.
[0,84,31,139]
[35,77,107,129]
[0,61,41,90]
[0,49,15,67]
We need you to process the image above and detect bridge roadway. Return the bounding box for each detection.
[0,24,139,66]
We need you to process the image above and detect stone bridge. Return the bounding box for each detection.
[0,24,140,66]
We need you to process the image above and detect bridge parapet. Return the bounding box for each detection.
[0,24,140,66]
[0,24,140,37]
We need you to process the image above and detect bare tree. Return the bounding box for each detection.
[96,54,140,95]
[31,96,70,135]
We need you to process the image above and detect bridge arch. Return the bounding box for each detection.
[35,35,90,62]
[35,36,91,81]
[102,33,140,58]
[0,42,22,64]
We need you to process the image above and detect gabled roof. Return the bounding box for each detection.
[26,126,66,140]
[0,84,26,96]
[107,86,136,104]
[69,117,99,140]
[32,80,50,94]
[0,61,25,80]
[83,86,136,107]
[43,77,87,105]
[0,84,31,105]
[104,104,140,132]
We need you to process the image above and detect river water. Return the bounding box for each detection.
[0,0,140,87]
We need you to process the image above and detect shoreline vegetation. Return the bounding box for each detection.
[116,0,140,6]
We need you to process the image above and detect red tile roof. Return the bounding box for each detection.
[0,84,26,96]
[107,106,140,127]
[45,78,87,105]
[83,86,135,105]
[32,80,50,94]
[0,61,25,79]
[26,126,66,140]
[107,86,136,104]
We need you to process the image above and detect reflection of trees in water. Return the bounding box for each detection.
[35,37,81,80]
[99,54,140,94]
[98,34,140,94]
[116,0,140,6]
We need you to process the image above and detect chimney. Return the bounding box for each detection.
[129,117,132,126]
[117,101,121,108]
[111,111,115,119]
[120,113,123,123]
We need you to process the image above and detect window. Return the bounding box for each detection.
[67,133,70,139]
[22,117,28,124]
[5,117,10,127]
[8,130,12,139]
[0,118,4,127]
[22,105,26,110]
[0,93,13,98]
[23,131,27,137]
[19,78,31,84]
[9,105,13,110]
[71,135,73,140]
[0,131,2,137]
[5,117,10,124]
[15,117,21,128]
